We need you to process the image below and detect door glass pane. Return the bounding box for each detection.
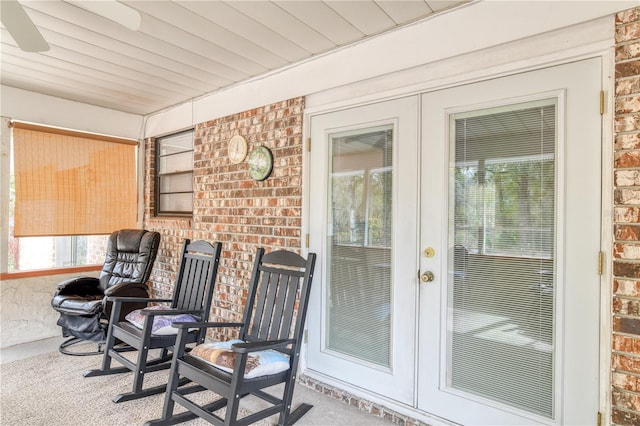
[326,125,393,368]
[448,99,556,418]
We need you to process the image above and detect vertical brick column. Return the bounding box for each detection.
[143,137,156,224]
[613,7,640,425]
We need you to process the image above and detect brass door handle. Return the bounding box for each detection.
[421,271,435,283]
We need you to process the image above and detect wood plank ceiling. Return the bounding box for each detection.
[1,1,467,116]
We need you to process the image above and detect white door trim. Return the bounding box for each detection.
[305,96,420,405]
[301,42,614,426]
[304,16,614,115]
[599,47,615,425]
[418,58,601,424]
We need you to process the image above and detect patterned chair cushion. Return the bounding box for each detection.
[125,305,197,335]
[190,339,290,379]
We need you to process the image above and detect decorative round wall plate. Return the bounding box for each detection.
[228,135,248,164]
[247,146,273,181]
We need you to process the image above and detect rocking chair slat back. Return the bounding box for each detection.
[280,275,300,339]
[143,247,316,426]
[173,245,219,317]
[243,250,312,351]
[85,239,223,405]
[269,274,289,339]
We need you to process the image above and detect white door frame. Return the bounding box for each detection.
[305,96,420,405]
[301,40,614,425]
[418,58,602,425]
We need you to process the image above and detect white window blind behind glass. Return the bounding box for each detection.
[157,130,193,215]
[449,99,556,419]
[326,126,393,368]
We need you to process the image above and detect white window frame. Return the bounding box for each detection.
[155,129,194,216]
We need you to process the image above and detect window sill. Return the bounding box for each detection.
[0,265,102,280]
[153,213,193,219]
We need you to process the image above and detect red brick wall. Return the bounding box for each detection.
[136,11,640,422]
[86,235,109,265]
[614,8,640,425]
[143,96,305,341]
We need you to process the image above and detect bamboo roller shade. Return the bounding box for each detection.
[12,124,138,237]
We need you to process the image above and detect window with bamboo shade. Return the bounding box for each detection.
[11,121,138,237]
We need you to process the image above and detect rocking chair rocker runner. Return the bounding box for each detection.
[84,239,222,403]
[144,248,316,426]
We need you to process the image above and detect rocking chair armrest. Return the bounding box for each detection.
[104,282,149,297]
[55,276,100,295]
[231,339,296,354]
[106,296,172,304]
[140,308,204,317]
[171,321,245,330]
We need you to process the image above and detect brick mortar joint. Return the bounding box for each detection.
[615,57,640,66]
[613,294,640,302]
[612,406,640,416]
[612,236,640,243]
[613,334,640,345]
[616,36,640,44]
[616,38,640,46]
[615,98,640,106]
[615,131,640,137]
[612,385,640,397]
[613,111,640,118]
[616,79,640,90]
[613,311,640,319]
[612,366,640,377]
[615,277,640,284]
[613,359,640,370]
[616,22,640,30]
[613,148,640,153]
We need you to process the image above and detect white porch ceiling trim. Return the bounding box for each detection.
[145,0,637,138]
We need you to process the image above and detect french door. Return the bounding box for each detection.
[307,57,602,425]
[307,96,420,405]
[418,58,602,425]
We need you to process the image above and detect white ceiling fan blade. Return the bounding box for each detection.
[0,0,50,52]
[64,0,141,31]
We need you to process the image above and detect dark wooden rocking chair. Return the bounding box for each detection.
[84,239,222,403]
[144,248,316,426]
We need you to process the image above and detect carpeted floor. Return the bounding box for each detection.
[0,347,269,426]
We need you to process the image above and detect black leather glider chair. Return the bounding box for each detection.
[51,229,161,355]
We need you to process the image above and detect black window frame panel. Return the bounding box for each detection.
[155,129,194,217]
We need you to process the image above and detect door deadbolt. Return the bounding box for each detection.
[421,271,435,283]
